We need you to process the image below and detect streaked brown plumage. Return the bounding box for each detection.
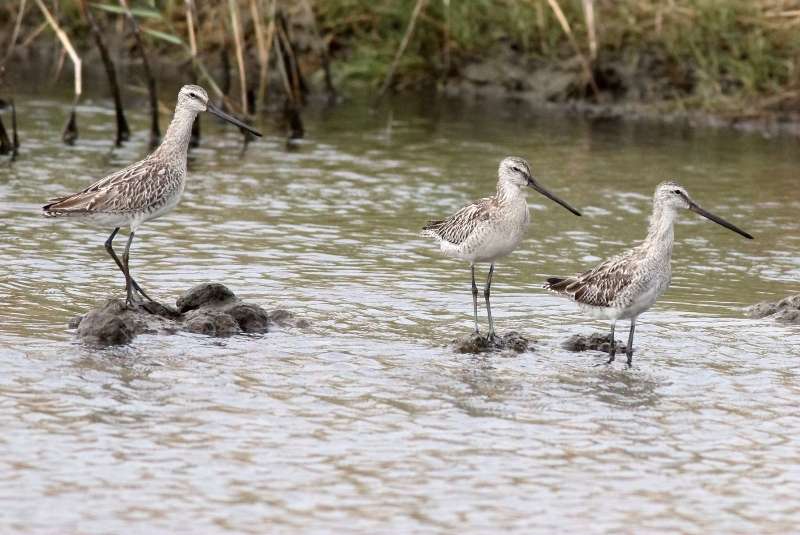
[423,156,581,337]
[42,84,261,314]
[545,181,753,366]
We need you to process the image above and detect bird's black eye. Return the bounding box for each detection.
[511,166,522,174]
[188,93,198,99]
[673,189,681,194]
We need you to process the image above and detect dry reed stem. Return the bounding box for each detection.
[275,12,305,105]
[301,0,337,101]
[249,0,271,111]
[11,98,18,155]
[119,0,160,145]
[0,114,11,154]
[228,0,249,116]
[34,0,81,99]
[185,0,197,56]
[272,23,294,104]
[80,0,130,145]
[20,20,48,48]
[542,0,599,98]
[378,0,427,98]
[442,0,450,72]
[3,0,28,64]
[582,0,596,60]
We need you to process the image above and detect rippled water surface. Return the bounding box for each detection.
[1,86,799,534]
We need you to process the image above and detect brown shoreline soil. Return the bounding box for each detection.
[442,49,800,138]
[5,38,800,140]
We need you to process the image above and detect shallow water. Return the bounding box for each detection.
[1,86,799,534]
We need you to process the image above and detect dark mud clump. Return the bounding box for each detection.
[452,331,532,354]
[70,283,307,347]
[745,295,800,325]
[563,332,627,355]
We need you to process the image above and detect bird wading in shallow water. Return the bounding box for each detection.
[423,156,581,338]
[43,84,262,315]
[545,181,753,366]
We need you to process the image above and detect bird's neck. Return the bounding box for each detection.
[151,106,197,164]
[496,180,525,205]
[643,204,676,259]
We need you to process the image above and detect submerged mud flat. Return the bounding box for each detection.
[1,92,800,533]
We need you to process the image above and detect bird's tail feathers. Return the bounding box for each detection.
[544,276,573,293]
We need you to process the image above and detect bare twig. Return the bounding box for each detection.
[378,0,427,98]
[119,0,160,146]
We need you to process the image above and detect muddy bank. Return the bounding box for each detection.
[745,295,800,325]
[70,283,308,347]
[442,47,800,138]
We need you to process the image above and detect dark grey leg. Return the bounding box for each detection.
[605,321,617,364]
[104,227,151,299]
[121,231,138,305]
[484,263,495,338]
[626,319,636,367]
[471,265,479,334]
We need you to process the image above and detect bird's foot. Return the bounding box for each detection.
[139,298,180,319]
[625,352,634,368]
[126,289,179,318]
[594,354,616,367]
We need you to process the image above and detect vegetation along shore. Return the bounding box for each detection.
[2,0,800,140]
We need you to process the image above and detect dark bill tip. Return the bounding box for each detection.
[206,102,262,137]
[689,202,753,240]
[528,179,582,217]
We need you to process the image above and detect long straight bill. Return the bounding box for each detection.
[689,202,753,239]
[206,102,262,137]
[529,180,582,217]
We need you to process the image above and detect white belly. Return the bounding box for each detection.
[578,277,669,321]
[130,183,185,231]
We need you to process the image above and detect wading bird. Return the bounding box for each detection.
[545,181,753,366]
[423,156,581,338]
[43,84,261,314]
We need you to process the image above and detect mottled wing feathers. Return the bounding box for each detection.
[422,198,493,245]
[43,158,176,216]
[545,253,636,308]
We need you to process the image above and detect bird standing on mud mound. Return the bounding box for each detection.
[43,84,262,315]
[545,181,753,366]
[423,156,582,338]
